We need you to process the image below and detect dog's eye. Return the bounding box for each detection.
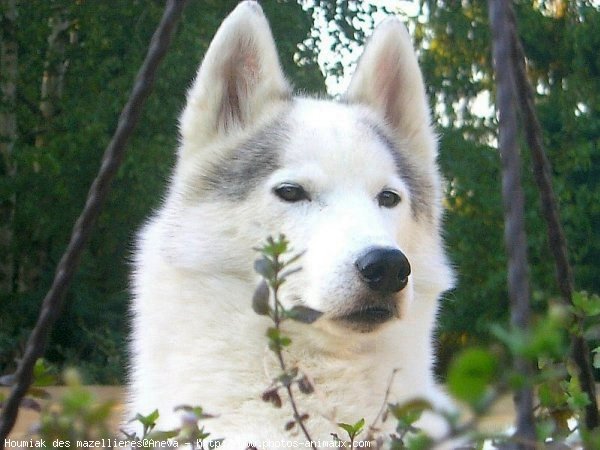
[273,183,310,203]
[377,190,401,208]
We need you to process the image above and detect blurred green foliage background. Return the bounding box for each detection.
[0,0,598,383]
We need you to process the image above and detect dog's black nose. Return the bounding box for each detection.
[355,248,411,293]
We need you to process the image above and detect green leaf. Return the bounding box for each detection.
[353,418,365,434]
[490,324,525,355]
[338,422,356,436]
[32,359,56,387]
[266,327,281,342]
[62,388,94,413]
[535,419,556,442]
[447,348,497,407]
[389,399,431,428]
[525,318,568,359]
[174,404,212,419]
[566,375,591,412]
[406,433,433,450]
[260,235,290,258]
[148,430,180,440]
[252,280,271,316]
[254,257,275,280]
[286,306,323,324]
[337,418,364,439]
[567,390,591,411]
[572,291,600,317]
[491,319,567,360]
[134,409,160,428]
[266,327,292,349]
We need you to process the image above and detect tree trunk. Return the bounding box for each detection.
[488,0,537,448]
[0,0,18,294]
[17,6,72,292]
[36,6,71,143]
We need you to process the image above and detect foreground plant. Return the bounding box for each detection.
[253,234,320,444]
[35,368,115,441]
[392,293,600,449]
[334,418,366,448]
[0,359,56,415]
[3,238,596,449]
[1,362,219,448]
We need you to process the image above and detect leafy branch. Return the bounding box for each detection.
[253,235,321,446]
[334,418,365,448]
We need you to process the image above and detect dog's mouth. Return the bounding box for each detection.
[288,294,400,332]
[334,302,398,332]
[341,306,394,324]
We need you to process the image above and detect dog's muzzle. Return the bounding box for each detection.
[331,247,410,332]
[355,247,411,293]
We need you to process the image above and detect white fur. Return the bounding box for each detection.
[129,2,455,447]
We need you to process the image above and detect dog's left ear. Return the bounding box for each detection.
[180,1,290,149]
[346,19,436,162]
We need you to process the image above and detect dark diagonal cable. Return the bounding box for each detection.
[506,3,599,431]
[488,0,537,448]
[0,0,189,442]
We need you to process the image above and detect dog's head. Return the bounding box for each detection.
[162,1,453,334]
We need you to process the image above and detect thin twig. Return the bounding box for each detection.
[0,0,189,443]
[505,4,599,430]
[487,0,536,448]
[366,368,398,439]
[271,253,315,446]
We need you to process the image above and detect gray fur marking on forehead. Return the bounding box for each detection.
[190,114,289,201]
[360,117,433,220]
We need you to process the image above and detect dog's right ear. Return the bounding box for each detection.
[179,1,290,149]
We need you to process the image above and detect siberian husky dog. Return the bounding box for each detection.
[129,1,455,446]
